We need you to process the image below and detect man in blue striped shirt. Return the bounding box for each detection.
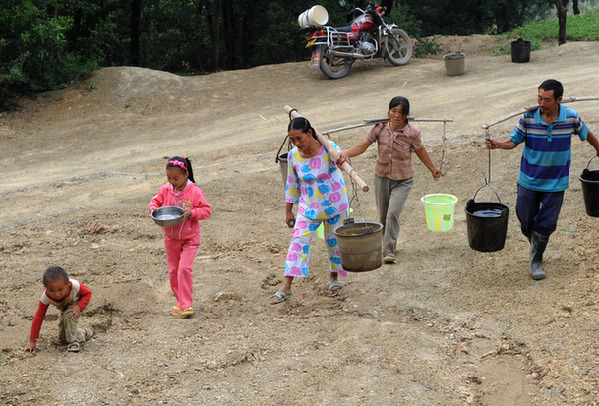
[486,79,599,280]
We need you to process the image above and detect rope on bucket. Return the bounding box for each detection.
[476,127,502,203]
[275,110,299,163]
[439,120,448,175]
[274,134,291,163]
[346,171,374,234]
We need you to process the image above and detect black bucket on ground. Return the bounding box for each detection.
[465,184,509,252]
[579,156,599,217]
[510,38,531,63]
[334,220,383,272]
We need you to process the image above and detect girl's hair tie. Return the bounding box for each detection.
[168,160,187,171]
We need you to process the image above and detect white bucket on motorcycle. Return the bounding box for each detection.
[298,5,329,28]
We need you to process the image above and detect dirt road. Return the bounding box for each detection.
[1,37,599,405]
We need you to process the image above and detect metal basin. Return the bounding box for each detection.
[151,206,184,227]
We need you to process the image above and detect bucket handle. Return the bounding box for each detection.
[275,110,299,163]
[472,181,502,204]
[585,155,598,171]
[275,134,290,163]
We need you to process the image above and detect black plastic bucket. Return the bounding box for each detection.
[465,200,509,252]
[579,157,599,217]
[510,38,531,63]
[465,183,510,252]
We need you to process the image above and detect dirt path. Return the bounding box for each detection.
[1,37,599,405]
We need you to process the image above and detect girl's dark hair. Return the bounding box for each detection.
[166,156,196,183]
[43,266,69,286]
[389,96,410,123]
[288,117,317,140]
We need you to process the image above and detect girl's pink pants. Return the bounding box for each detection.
[164,235,200,309]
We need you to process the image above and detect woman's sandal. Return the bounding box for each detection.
[270,291,292,305]
[172,306,182,316]
[328,280,342,297]
[67,341,81,352]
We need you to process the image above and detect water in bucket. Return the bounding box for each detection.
[421,194,458,232]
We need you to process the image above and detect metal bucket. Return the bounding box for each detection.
[579,156,599,217]
[277,152,288,185]
[334,221,383,272]
[443,52,465,76]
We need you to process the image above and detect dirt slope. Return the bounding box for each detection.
[1,37,599,405]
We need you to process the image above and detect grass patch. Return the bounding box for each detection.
[494,7,599,54]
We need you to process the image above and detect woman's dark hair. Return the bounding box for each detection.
[288,117,317,140]
[43,266,69,286]
[539,79,564,99]
[166,156,196,183]
[389,96,410,123]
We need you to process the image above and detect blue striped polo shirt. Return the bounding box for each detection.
[510,105,588,192]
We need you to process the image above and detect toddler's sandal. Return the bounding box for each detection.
[67,341,81,352]
[84,328,94,341]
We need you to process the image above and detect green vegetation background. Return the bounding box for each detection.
[1,0,598,110]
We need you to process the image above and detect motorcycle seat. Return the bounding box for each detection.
[334,25,354,33]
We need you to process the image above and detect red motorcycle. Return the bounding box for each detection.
[301,1,412,79]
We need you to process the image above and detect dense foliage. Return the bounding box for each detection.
[496,7,599,54]
[0,0,596,109]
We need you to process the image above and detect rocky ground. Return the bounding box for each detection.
[1,36,599,405]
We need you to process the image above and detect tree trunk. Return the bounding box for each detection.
[212,0,222,70]
[556,0,567,46]
[130,0,141,66]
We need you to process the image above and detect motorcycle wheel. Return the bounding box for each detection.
[384,28,412,66]
[318,45,351,79]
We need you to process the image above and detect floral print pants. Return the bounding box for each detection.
[284,211,348,278]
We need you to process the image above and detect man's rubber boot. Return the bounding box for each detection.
[530,231,549,280]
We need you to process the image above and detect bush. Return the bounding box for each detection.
[0,2,95,110]
[495,7,599,55]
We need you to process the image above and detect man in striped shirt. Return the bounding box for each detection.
[486,79,599,280]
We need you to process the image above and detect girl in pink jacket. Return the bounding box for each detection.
[149,156,212,317]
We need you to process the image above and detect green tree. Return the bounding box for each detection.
[399,0,551,35]
[0,1,88,109]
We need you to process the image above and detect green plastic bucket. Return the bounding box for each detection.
[421,194,458,232]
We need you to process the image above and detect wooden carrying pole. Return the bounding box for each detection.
[322,117,453,136]
[284,105,369,192]
[482,96,599,129]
